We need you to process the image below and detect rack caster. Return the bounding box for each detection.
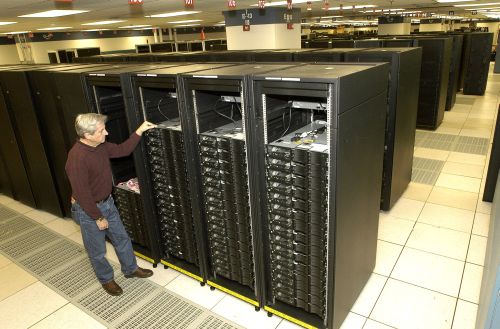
[164,264,168,269]
[267,312,273,317]
[210,286,215,291]
[254,306,260,312]
[153,263,158,268]
[200,282,205,287]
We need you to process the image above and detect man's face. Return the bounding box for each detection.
[86,122,108,145]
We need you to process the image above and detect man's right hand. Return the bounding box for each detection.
[96,218,108,230]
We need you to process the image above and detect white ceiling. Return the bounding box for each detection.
[0,0,496,33]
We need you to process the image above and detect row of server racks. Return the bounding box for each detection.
[0,62,390,329]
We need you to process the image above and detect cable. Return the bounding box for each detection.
[280,105,293,138]
[157,98,170,121]
[213,98,237,125]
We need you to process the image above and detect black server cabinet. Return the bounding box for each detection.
[293,49,363,63]
[247,63,389,329]
[84,65,175,264]
[122,64,236,283]
[252,51,294,62]
[26,64,107,216]
[461,32,494,95]
[414,37,452,129]
[354,39,383,48]
[178,64,297,307]
[0,67,63,214]
[330,40,355,48]
[383,39,415,47]
[345,48,422,210]
[483,106,500,202]
[445,34,464,110]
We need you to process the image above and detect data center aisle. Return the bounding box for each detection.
[0,65,499,329]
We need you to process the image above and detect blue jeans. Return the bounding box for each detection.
[71,196,138,284]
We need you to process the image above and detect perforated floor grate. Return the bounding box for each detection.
[412,157,446,185]
[414,131,489,155]
[0,208,242,329]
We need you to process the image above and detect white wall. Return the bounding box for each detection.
[378,23,411,36]
[24,35,155,63]
[478,22,500,45]
[419,23,448,32]
[0,44,20,64]
[226,24,300,50]
[172,31,226,41]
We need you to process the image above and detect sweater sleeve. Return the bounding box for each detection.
[65,154,103,220]
[104,132,141,158]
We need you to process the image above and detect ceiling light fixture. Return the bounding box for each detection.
[19,10,89,18]
[119,24,152,29]
[328,5,377,10]
[0,22,17,26]
[82,20,125,26]
[454,2,500,7]
[37,27,72,30]
[251,0,321,7]
[436,0,474,2]
[146,11,200,18]
[167,19,202,24]
[83,29,110,32]
[174,24,201,27]
[2,31,30,34]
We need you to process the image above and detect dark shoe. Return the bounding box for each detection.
[102,280,123,296]
[124,267,153,278]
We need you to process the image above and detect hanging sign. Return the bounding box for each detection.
[242,10,252,31]
[258,0,266,9]
[307,1,312,11]
[200,27,206,40]
[323,0,329,10]
[287,0,292,10]
[243,21,250,31]
[228,0,236,8]
[184,0,194,8]
[449,10,454,16]
[128,0,143,3]
[471,10,477,15]
[287,23,294,29]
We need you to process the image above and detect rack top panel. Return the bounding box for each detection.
[131,63,236,76]
[359,47,421,55]
[0,64,106,72]
[309,48,365,54]
[184,64,298,78]
[253,63,386,81]
[85,64,179,75]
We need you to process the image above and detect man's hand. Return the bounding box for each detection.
[136,121,157,136]
[96,218,108,230]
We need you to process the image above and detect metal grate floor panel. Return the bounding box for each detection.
[0,209,241,329]
[414,131,489,155]
[412,157,445,185]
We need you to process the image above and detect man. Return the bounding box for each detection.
[65,113,157,296]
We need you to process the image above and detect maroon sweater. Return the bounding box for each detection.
[65,133,141,220]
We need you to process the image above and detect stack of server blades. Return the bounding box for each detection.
[199,124,255,289]
[143,121,199,265]
[266,143,328,319]
[113,184,149,247]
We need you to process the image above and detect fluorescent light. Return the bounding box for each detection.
[465,6,500,10]
[328,5,377,10]
[167,19,202,24]
[82,20,125,26]
[455,2,500,6]
[0,22,16,26]
[119,25,151,29]
[2,31,30,35]
[436,0,474,2]
[174,24,201,27]
[146,10,200,18]
[134,27,154,30]
[83,29,110,32]
[37,27,71,31]
[251,0,321,7]
[19,10,89,18]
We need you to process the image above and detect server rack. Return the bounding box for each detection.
[354,39,383,48]
[330,40,354,48]
[26,64,108,216]
[345,48,422,210]
[122,63,236,283]
[178,63,298,308]
[383,39,415,47]
[461,32,494,95]
[84,64,176,264]
[293,49,364,63]
[445,34,464,110]
[0,65,71,215]
[414,37,452,129]
[247,63,389,329]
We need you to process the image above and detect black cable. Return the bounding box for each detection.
[157,98,170,121]
[280,105,293,138]
[213,98,236,125]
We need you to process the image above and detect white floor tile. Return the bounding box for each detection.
[0,253,12,269]
[0,263,38,301]
[391,247,464,297]
[166,274,225,309]
[374,240,403,277]
[452,299,478,329]
[459,128,492,138]
[377,214,415,245]
[418,203,474,233]
[441,161,484,179]
[459,263,483,303]
[275,319,302,329]
[401,182,433,202]
[406,223,470,260]
[212,295,281,329]
[466,235,487,266]
[6,201,35,214]
[413,148,449,161]
[386,198,424,221]
[135,258,179,287]
[472,212,490,237]
[30,303,106,329]
[363,319,395,329]
[352,273,387,317]
[0,281,68,328]
[24,209,58,224]
[44,218,80,236]
[435,173,481,193]
[476,201,492,214]
[447,152,486,166]
[370,279,456,329]
[0,194,15,205]
[427,187,478,211]
[340,312,366,329]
